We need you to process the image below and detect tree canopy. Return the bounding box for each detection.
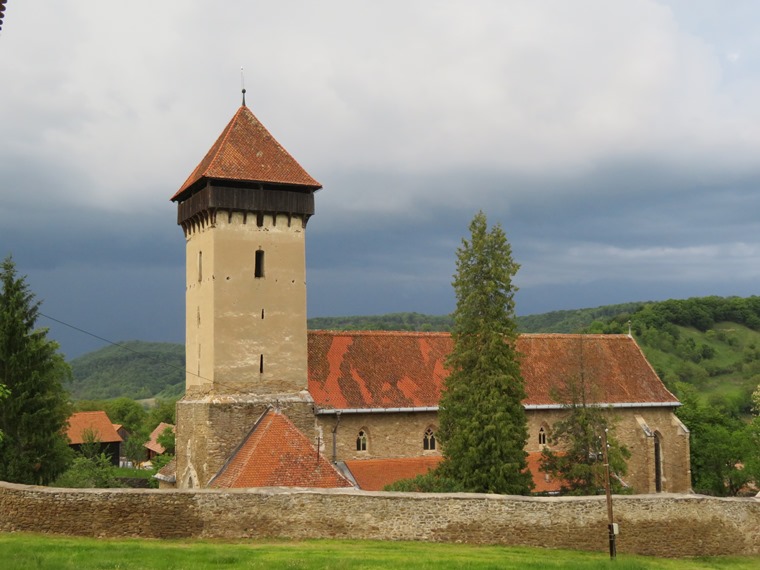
[436,212,533,495]
[0,255,73,484]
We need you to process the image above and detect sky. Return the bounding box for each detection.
[2,1,760,359]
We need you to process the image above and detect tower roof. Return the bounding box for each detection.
[171,105,322,202]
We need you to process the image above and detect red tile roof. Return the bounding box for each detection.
[145,422,175,455]
[343,453,561,493]
[171,105,321,201]
[344,456,442,491]
[526,452,562,494]
[66,411,123,445]
[307,332,678,410]
[209,408,353,489]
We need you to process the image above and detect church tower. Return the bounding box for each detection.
[171,101,322,488]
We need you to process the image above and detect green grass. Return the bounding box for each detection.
[0,533,757,569]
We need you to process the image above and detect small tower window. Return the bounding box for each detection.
[255,249,265,278]
[538,426,547,446]
[197,251,203,282]
[356,430,368,452]
[423,427,436,450]
[259,354,264,374]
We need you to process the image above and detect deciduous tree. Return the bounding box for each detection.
[539,372,631,495]
[436,212,533,495]
[0,255,73,484]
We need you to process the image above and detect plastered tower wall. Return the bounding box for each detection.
[184,212,308,395]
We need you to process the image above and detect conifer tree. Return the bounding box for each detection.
[437,212,533,495]
[0,255,72,484]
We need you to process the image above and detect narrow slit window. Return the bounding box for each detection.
[197,251,203,282]
[423,428,436,450]
[259,354,264,374]
[255,250,265,278]
[356,430,367,452]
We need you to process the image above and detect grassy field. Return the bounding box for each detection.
[0,533,757,569]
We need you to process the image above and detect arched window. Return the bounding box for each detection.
[538,426,547,446]
[356,430,368,452]
[423,427,436,450]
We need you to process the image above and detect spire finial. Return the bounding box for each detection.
[240,66,247,106]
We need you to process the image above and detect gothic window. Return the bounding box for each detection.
[356,430,368,452]
[538,426,547,446]
[423,427,436,450]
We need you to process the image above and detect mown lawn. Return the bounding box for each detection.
[0,533,757,569]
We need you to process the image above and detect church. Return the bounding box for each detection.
[160,99,691,495]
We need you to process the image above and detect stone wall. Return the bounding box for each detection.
[1,482,757,558]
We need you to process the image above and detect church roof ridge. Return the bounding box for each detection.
[171,105,322,202]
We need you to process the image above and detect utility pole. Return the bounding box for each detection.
[602,428,617,559]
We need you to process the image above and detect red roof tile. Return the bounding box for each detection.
[145,422,175,455]
[344,456,442,491]
[171,105,321,201]
[343,453,561,493]
[66,411,123,445]
[307,332,678,410]
[209,408,353,489]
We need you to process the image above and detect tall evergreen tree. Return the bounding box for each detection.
[0,255,72,484]
[437,212,533,494]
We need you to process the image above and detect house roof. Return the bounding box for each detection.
[66,411,123,445]
[171,105,321,201]
[145,422,175,455]
[307,331,679,410]
[342,453,561,493]
[209,408,353,489]
[155,458,177,484]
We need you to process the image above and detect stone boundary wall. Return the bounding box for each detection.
[1,482,758,558]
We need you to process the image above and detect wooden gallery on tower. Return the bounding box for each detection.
[159,99,692,494]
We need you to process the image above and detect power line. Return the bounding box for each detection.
[38,311,210,383]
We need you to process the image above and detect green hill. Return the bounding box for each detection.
[68,341,184,401]
[68,297,760,411]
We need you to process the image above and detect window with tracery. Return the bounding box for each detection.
[423,427,436,450]
[538,426,547,446]
[356,430,368,452]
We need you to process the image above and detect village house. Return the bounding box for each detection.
[144,422,175,462]
[66,411,123,466]
[163,100,691,494]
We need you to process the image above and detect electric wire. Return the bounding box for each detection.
[38,311,212,384]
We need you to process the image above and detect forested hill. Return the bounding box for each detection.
[69,296,760,409]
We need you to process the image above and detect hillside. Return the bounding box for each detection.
[68,341,184,401]
[68,297,760,409]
